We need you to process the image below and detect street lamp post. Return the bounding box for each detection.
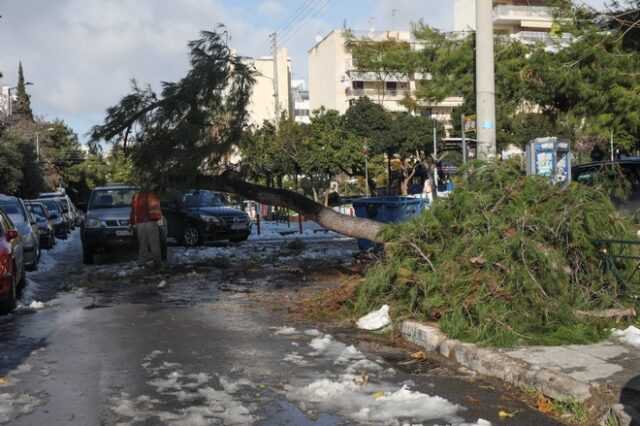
[34,127,54,163]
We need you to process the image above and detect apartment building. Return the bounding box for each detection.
[291,79,310,124]
[455,0,569,44]
[308,30,462,121]
[239,48,292,127]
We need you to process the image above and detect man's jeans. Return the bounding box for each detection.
[136,221,161,266]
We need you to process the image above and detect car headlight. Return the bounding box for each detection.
[199,214,221,223]
[85,218,102,228]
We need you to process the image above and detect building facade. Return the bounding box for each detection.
[308,30,462,120]
[291,79,310,124]
[240,48,292,127]
[455,0,566,44]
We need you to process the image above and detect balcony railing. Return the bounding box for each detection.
[493,5,554,22]
[346,88,409,99]
[509,31,572,44]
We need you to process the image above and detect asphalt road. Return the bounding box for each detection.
[0,231,563,425]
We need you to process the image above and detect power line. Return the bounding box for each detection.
[280,0,331,48]
[254,0,323,58]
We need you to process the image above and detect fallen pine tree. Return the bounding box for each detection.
[353,160,640,347]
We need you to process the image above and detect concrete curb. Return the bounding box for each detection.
[400,320,593,403]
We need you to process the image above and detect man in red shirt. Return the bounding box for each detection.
[130,187,163,266]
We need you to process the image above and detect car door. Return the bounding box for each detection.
[160,191,183,239]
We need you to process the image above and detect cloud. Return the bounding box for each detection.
[258,0,287,18]
[0,0,452,141]
[0,0,260,138]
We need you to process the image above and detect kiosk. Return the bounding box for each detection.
[525,137,571,188]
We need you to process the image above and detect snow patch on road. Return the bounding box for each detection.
[110,352,257,425]
[36,230,79,273]
[273,326,298,335]
[283,352,311,367]
[611,326,640,349]
[281,332,486,426]
[0,392,45,424]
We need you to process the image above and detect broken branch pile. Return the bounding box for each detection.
[354,160,640,347]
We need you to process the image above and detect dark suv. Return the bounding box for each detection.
[81,184,167,264]
[161,189,251,246]
[572,159,640,212]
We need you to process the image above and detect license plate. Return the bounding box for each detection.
[115,230,133,236]
[230,223,246,230]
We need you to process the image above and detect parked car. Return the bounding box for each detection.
[25,201,56,249]
[0,209,25,313]
[0,195,39,271]
[572,159,640,213]
[38,191,77,231]
[33,198,68,239]
[81,184,167,264]
[161,189,251,246]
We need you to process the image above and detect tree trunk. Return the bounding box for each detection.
[193,173,384,242]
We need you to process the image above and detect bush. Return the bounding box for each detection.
[354,160,640,347]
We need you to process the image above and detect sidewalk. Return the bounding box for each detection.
[401,321,640,424]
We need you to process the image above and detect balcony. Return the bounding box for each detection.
[509,31,573,45]
[493,5,555,26]
[345,88,409,99]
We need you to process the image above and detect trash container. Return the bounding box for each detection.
[352,196,428,251]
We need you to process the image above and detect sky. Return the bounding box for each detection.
[0,0,607,144]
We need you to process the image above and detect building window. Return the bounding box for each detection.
[420,109,432,118]
[386,81,398,90]
[352,81,364,89]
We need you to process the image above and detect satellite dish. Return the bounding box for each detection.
[315,35,322,43]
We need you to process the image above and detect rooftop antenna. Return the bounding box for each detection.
[391,8,397,30]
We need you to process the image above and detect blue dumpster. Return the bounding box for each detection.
[352,196,428,251]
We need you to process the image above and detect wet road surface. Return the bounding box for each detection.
[0,230,563,425]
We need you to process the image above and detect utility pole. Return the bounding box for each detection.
[270,32,280,129]
[475,0,497,161]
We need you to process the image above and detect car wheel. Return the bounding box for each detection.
[183,223,202,247]
[83,247,95,265]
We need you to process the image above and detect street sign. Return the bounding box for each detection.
[463,114,476,133]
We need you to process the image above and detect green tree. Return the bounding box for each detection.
[0,136,23,194]
[90,30,384,241]
[12,62,34,126]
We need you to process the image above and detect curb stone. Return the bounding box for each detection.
[400,320,593,401]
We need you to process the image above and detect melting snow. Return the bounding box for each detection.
[357,305,391,331]
[112,354,256,425]
[0,392,44,424]
[611,326,640,349]
[283,332,484,426]
[273,326,298,335]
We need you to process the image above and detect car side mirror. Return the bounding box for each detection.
[6,229,18,241]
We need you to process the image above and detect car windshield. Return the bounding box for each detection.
[90,188,138,209]
[57,198,69,212]
[28,204,46,221]
[39,200,60,214]
[182,191,228,207]
[0,202,27,225]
